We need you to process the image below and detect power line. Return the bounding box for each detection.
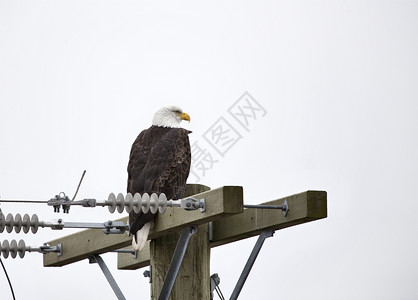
[0,200,48,204]
[0,257,16,300]
[71,170,86,201]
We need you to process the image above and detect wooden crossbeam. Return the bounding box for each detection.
[117,190,327,270]
[211,190,327,247]
[43,186,243,267]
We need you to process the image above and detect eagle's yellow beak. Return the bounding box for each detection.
[180,112,191,122]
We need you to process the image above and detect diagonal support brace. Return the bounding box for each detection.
[229,229,275,300]
[158,225,198,300]
[89,254,126,300]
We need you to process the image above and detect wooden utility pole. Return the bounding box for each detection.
[150,184,211,300]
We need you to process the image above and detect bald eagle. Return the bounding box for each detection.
[127,105,191,251]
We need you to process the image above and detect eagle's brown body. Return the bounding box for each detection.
[127,125,191,237]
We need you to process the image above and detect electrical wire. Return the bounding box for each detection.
[0,257,16,300]
[71,170,86,201]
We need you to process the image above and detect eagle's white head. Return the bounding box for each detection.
[152,105,191,128]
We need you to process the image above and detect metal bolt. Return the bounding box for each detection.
[143,267,152,283]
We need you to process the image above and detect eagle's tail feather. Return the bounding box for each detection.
[132,221,153,251]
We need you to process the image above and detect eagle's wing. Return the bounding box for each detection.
[128,127,191,236]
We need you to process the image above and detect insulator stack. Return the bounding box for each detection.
[0,192,205,214]
[104,193,205,214]
[0,239,62,259]
[0,212,43,234]
[0,212,129,234]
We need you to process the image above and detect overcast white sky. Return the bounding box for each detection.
[1,1,417,299]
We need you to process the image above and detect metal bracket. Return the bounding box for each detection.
[143,266,152,283]
[39,243,63,257]
[200,198,206,212]
[102,220,129,234]
[112,249,137,259]
[209,221,213,242]
[181,197,206,212]
[158,226,198,300]
[229,229,275,300]
[47,192,72,213]
[49,219,129,234]
[89,254,126,300]
[210,273,223,300]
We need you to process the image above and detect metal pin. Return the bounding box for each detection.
[243,199,289,216]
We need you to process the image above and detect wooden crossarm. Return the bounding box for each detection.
[117,190,327,270]
[211,190,327,247]
[43,185,243,267]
